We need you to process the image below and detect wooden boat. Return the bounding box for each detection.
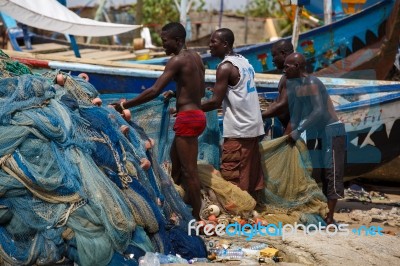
[215,0,400,80]
[7,49,400,93]
[12,33,166,61]
[138,0,400,81]
[5,49,400,181]
[0,0,156,62]
[263,84,400,180]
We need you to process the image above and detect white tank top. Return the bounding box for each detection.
[220,54,265,138]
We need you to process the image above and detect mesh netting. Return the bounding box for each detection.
[197,163,256,217]
[0,52,207,266]
[0,50,329,265]
[0,50,32,77]
[100,91,221,170]
[258,136,328,225]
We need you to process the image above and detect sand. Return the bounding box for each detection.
[168,180,400,265]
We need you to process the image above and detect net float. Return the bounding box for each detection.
[91,97,102,106]
[206,204,220,216]
[122,109,131,121]
[56,73,66,86]
[140,158,151,170]
[144,138,155,150]
[78,72,89,81]
[120,125,129,135]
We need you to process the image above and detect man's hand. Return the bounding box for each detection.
[169,107,177,117]
[110,100,126,114]
[261,109,267,120]
[287,129,300,144]
[162,90,176,102]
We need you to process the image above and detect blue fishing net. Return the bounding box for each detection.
[0,54,210,265]
[100,91,221,170]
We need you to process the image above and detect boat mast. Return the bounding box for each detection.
[174,0,193,39]
[58,0,81,57]
[218,0,224,29]
[86,0,107,44]
[291,1,302,51]
[324,0,332,25]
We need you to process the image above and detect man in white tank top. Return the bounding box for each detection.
[201,28,265,201]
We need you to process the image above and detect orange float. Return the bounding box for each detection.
[120,125,129,135]
[91,97,102,106]
[122,109,131,121]
[78,72,89,82]
[144,138,155,150]
[140,158,151,170]
[56,73,66,86]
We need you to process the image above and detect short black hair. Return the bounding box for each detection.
[162,22,186,41]
[272,39,294,54]
[215,28,235,47]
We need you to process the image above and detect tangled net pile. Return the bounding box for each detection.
[0,51,207,266]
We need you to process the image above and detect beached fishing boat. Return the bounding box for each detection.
[262,84,400,179]
[0,0,147,61]
[6,50,400,180]
[138,0,400,80]
[7,49,400,93]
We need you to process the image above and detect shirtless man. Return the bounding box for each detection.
[201,28,265,200]
[285,52,346,225]
[113,22,206,220]
[261,39,294,134]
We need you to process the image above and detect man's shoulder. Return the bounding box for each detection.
[173,50,203,66]
[165,54,181,67]
[306,75,323,84]
[222,54,246,64]
[279,75,287,83]
[217,60,234,71]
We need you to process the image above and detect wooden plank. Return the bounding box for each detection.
[149,51,168,57]
[102,53,137,61]
[46,49,137,61]
[21,43,69,54]
[81,50,131,59]
[3,49,167,71]
[50,48,99,57]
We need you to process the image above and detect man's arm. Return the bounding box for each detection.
[201,62,231,112]
[114,57,180,112]
[262,78,288,119]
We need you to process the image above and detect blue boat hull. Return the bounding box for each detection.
[136,0,396,80]
[8,52,400,179]
[202,0,395,74]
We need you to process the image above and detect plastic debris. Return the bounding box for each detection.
[139,252,188,265]
[260,247,279,258]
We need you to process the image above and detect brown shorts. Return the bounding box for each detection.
[220,137,264,195]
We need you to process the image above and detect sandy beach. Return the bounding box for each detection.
[167,179,400,265]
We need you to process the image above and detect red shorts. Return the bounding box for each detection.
[173,110,206,137]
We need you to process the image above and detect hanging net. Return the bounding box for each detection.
[258,136,328,225]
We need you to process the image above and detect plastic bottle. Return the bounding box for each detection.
[138,252,160,266]
[217,249,244,259]
[188,257,209,264]
[157,253,188,264]
[249,243,268,250]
